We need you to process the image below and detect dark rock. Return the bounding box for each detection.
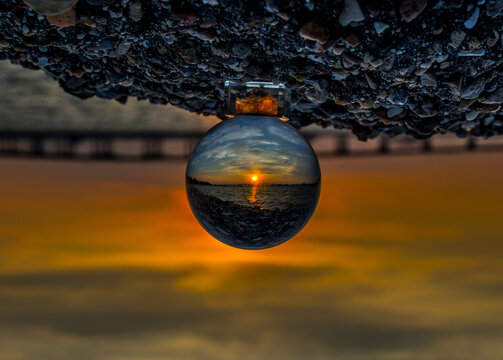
[117,42,131,56]
[264,0,279,13]
[299,20,330,44]
[476,103,501,113]
[458,98,476,109]
[23,0,78,15]
[458,49,485,57]
[345,34,360,48]
[480,88,503,104]
[64,77,88,90]
[486,30,500,47]
[387,107,403,117]
[439,61,450,69]
[68,67,84,77]
[465,110,479,121]
[409,102,438,118]
[338,0,365,27]
[343,52,363,65]
[129,1,144,22]
[188,28,217,42]
[232,43,252,59]
[178,42,199,64]
[420,73,437,87]
[373,21,389,34]
[388,88,409,105]
[486,0,503,17]
[332,70,349,80]
[370,58,383,68]
[449,30,466,48]
[461,78,485,100]
[365,73,377,89]
[45,8,77,27]
[464,7,479,29]
[400,0,427,23]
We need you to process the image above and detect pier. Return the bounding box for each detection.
[1,129,502,162]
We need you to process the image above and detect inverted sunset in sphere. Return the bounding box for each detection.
[186,117,320,185]
[186,115,321,250]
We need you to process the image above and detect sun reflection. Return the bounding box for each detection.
[248,185,259,205]
[248,174,261,207]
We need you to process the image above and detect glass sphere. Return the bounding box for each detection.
[186,115,321,250]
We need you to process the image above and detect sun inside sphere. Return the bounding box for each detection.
[186,115,321,250]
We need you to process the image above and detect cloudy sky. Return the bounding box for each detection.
[0,62,219,132]
[1,153,503,360]
[186,116,320,184]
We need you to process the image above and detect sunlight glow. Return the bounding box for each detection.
[249,174,261,184]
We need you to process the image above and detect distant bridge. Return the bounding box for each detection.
[0,130,203,161]
[0,129,502,161]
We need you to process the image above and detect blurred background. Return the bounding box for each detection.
[1,61,503,360]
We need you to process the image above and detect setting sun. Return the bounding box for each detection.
[251,175,258,182]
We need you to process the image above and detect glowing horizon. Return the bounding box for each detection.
[186,116,320,185]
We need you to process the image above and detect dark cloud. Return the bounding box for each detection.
[2,265,499,357]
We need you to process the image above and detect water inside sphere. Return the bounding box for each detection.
[186,115,321,250]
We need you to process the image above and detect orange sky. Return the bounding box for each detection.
[1,153,503,360]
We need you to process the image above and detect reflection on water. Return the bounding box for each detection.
[187,183,320,249]
[247,185,259,207]
[191,184,319,211]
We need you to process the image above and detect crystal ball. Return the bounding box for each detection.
[186,115,321,250]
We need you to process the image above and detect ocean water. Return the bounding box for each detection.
[189,184,320,211]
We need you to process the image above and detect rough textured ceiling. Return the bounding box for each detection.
[0,0,502,139]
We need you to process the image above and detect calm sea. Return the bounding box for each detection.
[190,184,319,211]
